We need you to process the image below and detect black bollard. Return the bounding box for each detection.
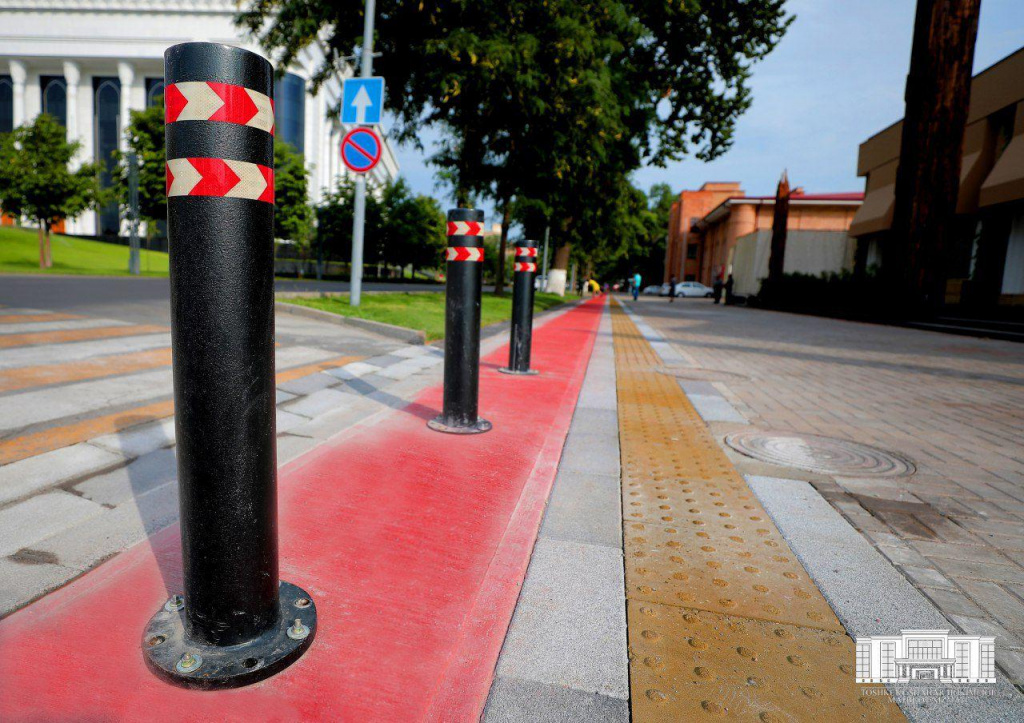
[428,208,492,434]
[142,42,316,689]
[499,239,539,375]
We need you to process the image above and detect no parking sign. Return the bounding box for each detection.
[341,127,382,174]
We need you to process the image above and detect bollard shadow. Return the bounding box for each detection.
[115,414,182,598]
[341,377,438,421]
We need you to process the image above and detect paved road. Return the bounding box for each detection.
[0,292,436,616]
[624,294,1024,685]
[0,275,444,326]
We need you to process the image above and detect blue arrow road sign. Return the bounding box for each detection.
[341,77,384,125]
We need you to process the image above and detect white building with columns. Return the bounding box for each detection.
[0,0,398,236]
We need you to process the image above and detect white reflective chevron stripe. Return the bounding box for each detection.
[173,82,225,122]
[247,89,275,134]
[166,158,202,196]
[224,159,269,199]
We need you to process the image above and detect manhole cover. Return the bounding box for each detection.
[724,431,915,477]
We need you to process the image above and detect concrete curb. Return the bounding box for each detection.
[274,301,426,345]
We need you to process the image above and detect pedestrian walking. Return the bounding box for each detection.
[724,274,735,305]
[669,275,678,303]
[632,271,642,301]
[712,275,723,304]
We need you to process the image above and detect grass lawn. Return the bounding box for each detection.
[284,291,577,341]
[0,225,169,276]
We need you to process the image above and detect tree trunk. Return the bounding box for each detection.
[38,224,46,269]
[889,0,981,312]
[495,201,512,296]
[545,243,571,297]
[44,223,52,268]
[767,171,790,283]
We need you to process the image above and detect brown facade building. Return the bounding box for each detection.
[665,184,862,293]
[850,47,1024,307]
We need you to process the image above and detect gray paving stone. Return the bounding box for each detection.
[364,354,405,367]
[575,386,617,411]
[912,539,1016,565]
[33,482,179,572]
[484,677,628,723]
[276,389,298,403]
[957,580,1024,633]
[494,537,627,699]
[376,359,423,380]
[899,565,955,589]
[567,409,618,438]
[276,371,339,396]
[0,444,125,506]
[74,448,177,507]
[392,346,432,359]
[877,543,934,569]
[90,417,176,458]
[541,471,621,549]
[746,475,1024,720]
[281,388,352,419]
[685,392,747,423]
[920,586,988,618]
[276,408,310,431]
[932,557,1024,585]
[0,493,105,557]
[947,614,1024,649]
[0,557,79,618]
[557,433,621,476]
[678,380,720,396]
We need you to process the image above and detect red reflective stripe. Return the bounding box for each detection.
[258,165,275,204]
[207,82,260,126]
[514,247,538,257]
[447,221,483,236]
[446,247,484,262]
[187,157,241,197]
[514,262,537,272]
[164,83,188,124]
[166,158,274,204]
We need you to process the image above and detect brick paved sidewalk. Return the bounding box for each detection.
[626,296,1024,687]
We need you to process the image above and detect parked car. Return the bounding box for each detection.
[657,283,673,296]
[641,285,662,295]
[674,281,714,298]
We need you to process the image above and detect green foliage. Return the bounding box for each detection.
[113,102,167,229]
[315,178,446,272]
[0,224,169,276]
[0,113,103,232]
[274,139,313,248]
[238,0,792,271]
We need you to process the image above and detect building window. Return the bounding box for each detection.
[41,75,67,127]
[274,72,305,155]
[856,643,870,679]
[907,639,943,660]
[686,243,698,259]
[880,642,896,678]
[146,78,165,108]
[0,75,12,133]
[93,77,121,236]
[954,642,969,677]
[981,644,994,678]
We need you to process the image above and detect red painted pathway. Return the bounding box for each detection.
[0,297,605,722]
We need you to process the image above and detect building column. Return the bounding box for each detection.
[62,61,80,148]
[9,60,26,127]
[117,61,134,151]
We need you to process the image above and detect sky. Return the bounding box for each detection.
[386,0,1024,223]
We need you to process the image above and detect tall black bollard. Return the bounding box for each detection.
[142,42,316,689]
[428,208,492,434]
[499,239,539,375]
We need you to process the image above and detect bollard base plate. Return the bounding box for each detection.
[427,416,493,435]
[142,580,316,690]
[498,367,540,376]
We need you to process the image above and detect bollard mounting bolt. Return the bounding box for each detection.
[176,652,203,674]
[287,618,310,641]
[164,594,185,613]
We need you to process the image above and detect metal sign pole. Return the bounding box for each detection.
[349,0,377,307]
[541,224,550,288]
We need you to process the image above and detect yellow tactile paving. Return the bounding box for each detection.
[612,300,904,722]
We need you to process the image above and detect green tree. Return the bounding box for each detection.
[274,139,313,251]
[113,102,167,236]
[239,0,791,293]
[0,113,103,268]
